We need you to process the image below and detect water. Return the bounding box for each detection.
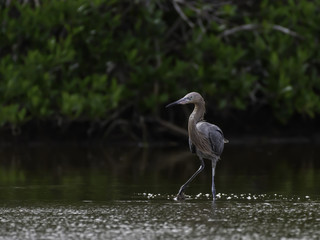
[0,141,319,239]
[1,199,319,239]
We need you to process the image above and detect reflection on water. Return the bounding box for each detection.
[0,142,319,201]
[0,142,319,239]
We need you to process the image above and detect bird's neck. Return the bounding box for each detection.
[188,102,205,126]
[188,101,212,155]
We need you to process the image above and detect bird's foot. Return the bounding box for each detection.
[175,192,185,201]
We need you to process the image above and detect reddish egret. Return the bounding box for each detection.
[166,92,228,200]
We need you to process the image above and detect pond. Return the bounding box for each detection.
[0,140,319,239]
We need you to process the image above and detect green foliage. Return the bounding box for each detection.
[1,0,320,129]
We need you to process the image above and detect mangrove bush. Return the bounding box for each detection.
[1,0,320,136]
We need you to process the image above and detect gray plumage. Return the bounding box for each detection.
[195,122,225,157]
[166,92,228,201]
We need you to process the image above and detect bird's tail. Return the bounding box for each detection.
[224,138,229,143]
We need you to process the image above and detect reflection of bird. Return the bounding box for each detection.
[166,92,228,200]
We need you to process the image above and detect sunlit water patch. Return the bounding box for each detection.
[135,192,319,202]
[0,199,319,239]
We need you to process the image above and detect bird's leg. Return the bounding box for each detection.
[211,160,217,201]
[176,157,205,200]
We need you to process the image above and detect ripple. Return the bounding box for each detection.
[135,192,318,202]
[0,197,319,239]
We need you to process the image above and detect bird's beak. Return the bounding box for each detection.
[166,97,189,108]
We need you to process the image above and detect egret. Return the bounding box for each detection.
[166,92,228,200]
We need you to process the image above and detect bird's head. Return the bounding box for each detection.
[166,92,204,108]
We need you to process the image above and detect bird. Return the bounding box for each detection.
[166,92,228,201]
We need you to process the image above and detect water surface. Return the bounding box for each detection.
[0,142,319,239]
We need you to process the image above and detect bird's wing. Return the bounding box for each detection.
[196,122,225,156]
